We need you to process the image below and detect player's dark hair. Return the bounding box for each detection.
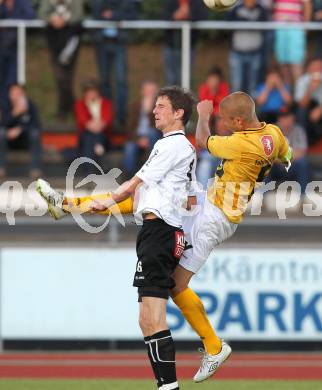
[156,86,197,125]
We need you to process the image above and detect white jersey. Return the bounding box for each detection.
[135,130,197,228]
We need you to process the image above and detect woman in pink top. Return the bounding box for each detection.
[273,0,312,84]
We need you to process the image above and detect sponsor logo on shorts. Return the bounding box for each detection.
[173,231,185,259]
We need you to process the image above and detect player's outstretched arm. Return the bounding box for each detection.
[196,100,213,149]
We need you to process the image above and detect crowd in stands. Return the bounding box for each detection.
[0,0,321,193]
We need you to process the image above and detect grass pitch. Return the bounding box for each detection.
[0,380,321,390]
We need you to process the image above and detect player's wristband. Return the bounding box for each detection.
[281,146,293,172]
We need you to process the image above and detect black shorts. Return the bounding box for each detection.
[133,218,185,301]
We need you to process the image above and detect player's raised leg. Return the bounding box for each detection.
[36,179,66,220]
[36,178,133,220]
[64,193,134,216]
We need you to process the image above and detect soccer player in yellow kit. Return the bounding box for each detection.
[37,92,292,383]
[170,92,292,382]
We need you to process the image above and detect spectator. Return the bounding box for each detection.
[269,107,309,194]
[273,0,312,85]
[0,0,35,110]
[91,0,139,127]
[0,84,42,178]
[255,66,292,123]
[123,80,160,177]
[163,0,208,86]
[295,58,322,145]
[227,0,268,95]
[74,79,114,163]
[198,66,230,120]
[39,0,85,120]
[312,0,322,59]
[197,66,230,188]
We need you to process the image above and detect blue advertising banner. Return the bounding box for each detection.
[1,248,321,340]
[169,250,322,340]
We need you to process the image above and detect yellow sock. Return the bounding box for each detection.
[63,193,134,216]
[173,288,222,355]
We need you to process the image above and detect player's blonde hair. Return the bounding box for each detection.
[220,92,256,122]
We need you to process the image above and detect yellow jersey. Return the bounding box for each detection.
[207,122,292,224]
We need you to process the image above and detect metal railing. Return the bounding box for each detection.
[0,19,321,88]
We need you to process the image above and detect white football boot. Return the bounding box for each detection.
[193,340,232,383]
[36,178,66,220]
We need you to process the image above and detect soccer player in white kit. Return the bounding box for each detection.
[37,86,197,390]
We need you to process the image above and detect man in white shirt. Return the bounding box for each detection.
[37,86,197,390]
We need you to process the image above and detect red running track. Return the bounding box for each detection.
[0,352,321,380]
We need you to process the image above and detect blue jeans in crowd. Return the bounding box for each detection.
[314,31,322,59]
[229,50,262,96]
[163,46,181,86]
[95,40,128,125]
[62,131,108,176]
[259,31,274,83]
[0,47,17,109]
[163,45,195,86]
[0,126,41,170]
[78,131,107,162]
